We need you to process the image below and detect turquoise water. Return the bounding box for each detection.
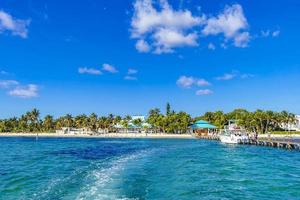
[1,137,300,200]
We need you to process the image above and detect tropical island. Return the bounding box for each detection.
[0,103,299,138]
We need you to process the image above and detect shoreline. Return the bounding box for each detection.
[0,132,195,139]
[0,133,299,140]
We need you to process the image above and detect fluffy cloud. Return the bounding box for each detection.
[8,84,38,98]
[78,67,102,75]
[195,79,210,86]
[261,29,280,38]
[131,1,255,53]
[125,68,138,80]
[128,68,138,75]
[202,4,250,48]
[272,30,280,37]
[177,76,195,88]
[0,10,30,38]
[240,73,254,79]
[153,28,198,53]
[131,0,204,36]
[177,76,210,88]
[136,39,151,52]
[196,89,213,96]
[124,75,137,80]
[216,71,254,80]
[215,73,237,81]
[0,80,19,88]
[131,0,205,53]
[102,64,118,73]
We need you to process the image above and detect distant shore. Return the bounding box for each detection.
[0,132,194,139]
[1,133,299,140]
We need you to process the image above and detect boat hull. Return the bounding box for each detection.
[219,134,249,144]
[219,135,239,144]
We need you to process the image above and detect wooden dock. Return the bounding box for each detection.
[197,135,300,151]
[242,139,300,150]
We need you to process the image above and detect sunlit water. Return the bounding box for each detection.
[1,137,300,200]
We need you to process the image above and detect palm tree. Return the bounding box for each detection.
[28,108,40,132]
[121,115,132,132]
[88,113,98,131]
[63,114,74,128]
[43,115,54,132]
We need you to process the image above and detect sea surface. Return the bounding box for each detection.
[1,137,300,200]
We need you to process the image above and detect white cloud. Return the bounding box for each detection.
[0,10,30,38]
[102,63,118,73]
[130,1,275,52]
[177,76,195,88]
[136,39,151,52]
[195,79,210,86]
[234,31,250,48]
[240,73,254,79]
[202,4,249,47]
[78,67,102,75]
[124,75,137,80]
[272,30,280,37]
[131,0,205,53]
[153,28,198,53]
[125,68,138,80]
[216,71,254,80]
[196,89,213,96]
[261,30,270,37]
[261,29,280,38]
[8,84,38,98]
[0,80,19,88]
[216,73,237,81]
[177,76,210,88]
[128,68,138,75]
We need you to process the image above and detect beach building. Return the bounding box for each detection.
[114,115,152,133]
[190,120,217,137]
[281,115,300,131]
[131,115,146,121]
[56,127,93,135]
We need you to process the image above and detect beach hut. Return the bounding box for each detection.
[190,120,217,137]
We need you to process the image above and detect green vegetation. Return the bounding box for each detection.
[0,104,297,134]
[197,109,297,134]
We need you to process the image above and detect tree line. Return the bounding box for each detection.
[0,104,297,134]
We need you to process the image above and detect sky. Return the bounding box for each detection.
[0,0,300,118]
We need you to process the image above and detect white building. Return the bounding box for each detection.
[291,115,300,131]
[56,127,93,135]
[131,115,146,121]
[281,115,300,131]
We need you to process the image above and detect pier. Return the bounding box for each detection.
[244,139,300,151]
[197,135,300,151]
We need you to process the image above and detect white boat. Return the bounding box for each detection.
[219,130,249,144]
[219,120,250,144]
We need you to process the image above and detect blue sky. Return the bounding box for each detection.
[0,0,300,118]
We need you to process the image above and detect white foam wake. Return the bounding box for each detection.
[76,149,154,200]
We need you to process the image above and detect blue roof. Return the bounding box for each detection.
[195,120,210,124]
[190,120,217,129]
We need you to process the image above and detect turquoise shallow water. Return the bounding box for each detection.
[1,137,300,200]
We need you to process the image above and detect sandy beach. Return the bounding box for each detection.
[0,132,195,139]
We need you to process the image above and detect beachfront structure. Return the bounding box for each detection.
[56,127,94,135]
[281,115,300,131]
[190,120,217,137]
[113,115,153,133]
[131,115,146,121]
